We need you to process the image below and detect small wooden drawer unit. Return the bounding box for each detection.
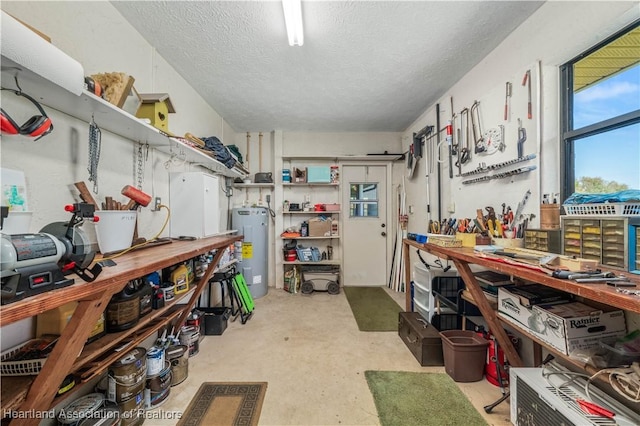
[524,229,561,253]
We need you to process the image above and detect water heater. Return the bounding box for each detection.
[232,207,268,299]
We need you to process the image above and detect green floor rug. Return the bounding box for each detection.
[343,286,402,331]
[365,371,488,426]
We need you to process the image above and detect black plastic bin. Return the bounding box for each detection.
[200,307,231,335]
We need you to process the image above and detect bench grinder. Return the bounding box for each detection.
[1,203,102,305]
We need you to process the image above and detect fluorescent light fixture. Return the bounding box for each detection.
[282,0,304,46]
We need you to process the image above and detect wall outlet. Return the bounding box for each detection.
[154,197,161,211]
[448,202,455,213]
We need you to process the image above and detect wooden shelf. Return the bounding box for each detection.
[281,236,340,240]
[232,183,275,188]
[283,260,341,265]
[0,235,242,424]
[282,155,404,162]
[284,210,340,214]
[0,58,246,179]
[283,183,339,187]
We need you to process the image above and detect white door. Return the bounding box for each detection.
[342,165,388,286]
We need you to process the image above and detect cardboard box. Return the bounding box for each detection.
[498,287,626,355]
[532,302,626,355]
[308,218,331,237]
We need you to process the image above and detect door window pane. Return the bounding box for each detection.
[350,183,379,217]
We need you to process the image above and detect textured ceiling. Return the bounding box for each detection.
[111,1,544,132]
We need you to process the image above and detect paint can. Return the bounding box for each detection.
[106,287,140,333]
[146,346,165,376]
[77,406,122,426]
[145,361,172,409]
[99,373,145,404]
[179,325,200,357]
[166,345,189,386]
[117,388,145,426]
[57,393,105,425]
[107,348,147,403]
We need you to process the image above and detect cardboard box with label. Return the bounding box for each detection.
[498,286,626,355]
[308,218,332,237]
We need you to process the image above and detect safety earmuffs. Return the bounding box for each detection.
[1,89,54,141]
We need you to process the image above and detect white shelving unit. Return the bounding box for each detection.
[0,56,247,179]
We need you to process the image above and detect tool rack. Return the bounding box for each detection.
[0,235,242,426]
[402,238,640,380]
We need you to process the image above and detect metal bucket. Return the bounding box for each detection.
[106,348,147,403]
[117,389,145,426]
[146,346,165,376]
[179,325,200,357]
[145,361,172,409]
[77,406,122,426]
[57,393,105,425]
[166,345,189,387]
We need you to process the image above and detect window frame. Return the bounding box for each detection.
[560,19,640,201]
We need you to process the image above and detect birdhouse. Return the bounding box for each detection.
[136,93,175,133]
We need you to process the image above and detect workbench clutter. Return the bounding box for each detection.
[1,202,103,305]
[90,72,136,110]
[497,285,627,356]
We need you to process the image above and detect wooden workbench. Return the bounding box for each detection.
[1,234,243,425]
[402,238,640,369]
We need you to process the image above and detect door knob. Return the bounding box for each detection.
[381,223,386,228]
[381,231,386,237]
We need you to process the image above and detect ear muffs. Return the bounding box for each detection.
[1,108,20,134]
[0,89,54,140]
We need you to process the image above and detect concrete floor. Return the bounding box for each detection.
[153,287,512,425]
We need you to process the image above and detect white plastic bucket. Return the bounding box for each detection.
[95,210,137,253]
[2,211,33,234]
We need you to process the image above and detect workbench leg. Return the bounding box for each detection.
[453,259,524,368]
[15,290,114,426]
[175,248,226,329]
[403,240,411,311]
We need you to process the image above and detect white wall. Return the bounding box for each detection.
[402,1,639,238]
[399,1,640,337]
[0,1,234,349]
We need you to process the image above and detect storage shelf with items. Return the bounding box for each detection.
[404,238,640,411]
[524,228,561,252]
[561,216,640,271]
[0,14,247,179]
[0,236,241,423]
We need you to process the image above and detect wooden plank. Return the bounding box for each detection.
[175,248,226,329]
[406,240,640,314]
[0,235,243,326]
[403,240,411,311]
[14,290,114,426]
[453,259,524,368]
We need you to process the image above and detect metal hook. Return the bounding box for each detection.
[13,75,23,94]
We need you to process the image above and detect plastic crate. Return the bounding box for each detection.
[1,340,48,376]
[563,203,640,216]
[432,276,465,302]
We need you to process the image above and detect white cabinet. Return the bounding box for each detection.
[169,172,221,238]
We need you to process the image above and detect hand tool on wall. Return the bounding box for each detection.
[470,101,484,154]
[514,189,531,224]
[458,107,471,165]
[522,70,532,119]
[504,82,512,121]
[517,119,527,158]
[87,115,101,194]
[446,119,454,179]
